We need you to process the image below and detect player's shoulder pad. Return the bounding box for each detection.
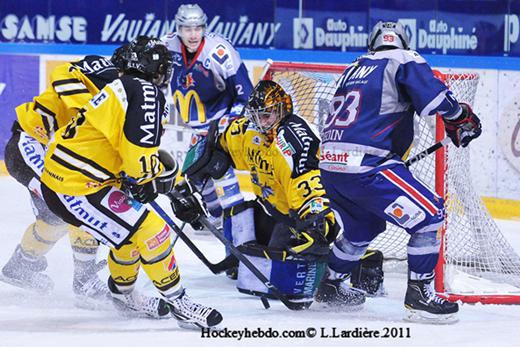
[206,34,239,73]
[120,75,166,148]
[70,55,119,89]
[275,114,320,178]
[225,116,250,137]
[374,48,427,65]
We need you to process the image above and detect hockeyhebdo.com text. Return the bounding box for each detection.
[201,326,412,340]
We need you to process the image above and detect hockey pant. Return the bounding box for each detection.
[321,164,445,279]
[41,184,182,299]
[4,125,98,263]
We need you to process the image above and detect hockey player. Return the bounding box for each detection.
[1,50,125,302]
[318,22,482,322]
[39,36,222,328]
[172,80,365,307]
[161,4,254,274]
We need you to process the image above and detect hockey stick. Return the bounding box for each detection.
[195,214,307,311]
[404,137,451,167]
[149,201,237,275]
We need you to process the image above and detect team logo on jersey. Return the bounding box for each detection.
[211,44,229,64]
[181,72,195,89]
[275,130,296,156]
[252,135,262,145]
[146,224,171,250]
[384,196,425,228]
[108,191,132,213]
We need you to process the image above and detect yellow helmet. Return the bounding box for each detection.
[246,80,293,133]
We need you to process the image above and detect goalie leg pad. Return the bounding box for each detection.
[213,167,247,210]
[236,242,327,309]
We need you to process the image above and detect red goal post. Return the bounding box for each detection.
[262,60,520,305]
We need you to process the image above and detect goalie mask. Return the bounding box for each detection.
[126,36,174,88]
[368,21,410,52]
[246,80,293,134]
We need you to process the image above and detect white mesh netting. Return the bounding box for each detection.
[267,63,520,298]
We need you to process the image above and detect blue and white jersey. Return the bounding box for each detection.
[320,49,461,174]
[161,32,253,131]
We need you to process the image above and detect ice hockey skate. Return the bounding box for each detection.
[108,278,171,319]
[167,289,223,329]
[404,278,459,324]
[73,259,112,309]
[0,245,53,294]
[314,274,366,310]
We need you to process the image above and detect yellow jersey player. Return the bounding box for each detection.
[172,81,365,307]
[40,36,222,329]
[1,52,123,304]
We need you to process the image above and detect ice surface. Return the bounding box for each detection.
[1,176,520,347]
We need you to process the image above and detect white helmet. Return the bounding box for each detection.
[175,4,207,30]
[368,21,410,52]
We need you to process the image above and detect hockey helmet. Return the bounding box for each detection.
[175,4,207,30]
[368,21,410,52]
[246,80,293,133]
[111,42,131,71]
[126,36,174,88]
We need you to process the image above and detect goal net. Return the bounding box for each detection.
[264,60,520,304]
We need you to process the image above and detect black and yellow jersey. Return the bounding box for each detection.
[41,75,168,196]
[16,55,118,145]
[219,114,333,223]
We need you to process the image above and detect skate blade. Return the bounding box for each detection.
[74,295,113,311]
[0,273,53,295]
[313,301,365,312]
[176,320,223,330]
[404,308,459,325]
[112,301,171,320]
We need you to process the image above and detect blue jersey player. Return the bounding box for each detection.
[162,4,254,273]
[315,22,481,323]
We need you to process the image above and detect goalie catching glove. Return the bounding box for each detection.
[168,180,207,230]
[288,198,338,258]
[443,103,482,148]
[181,120,231,182]
[124,150,178,204]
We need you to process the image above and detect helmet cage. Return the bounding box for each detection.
[246,80,292,134]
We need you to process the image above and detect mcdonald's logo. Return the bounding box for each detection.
[172,90,206,124]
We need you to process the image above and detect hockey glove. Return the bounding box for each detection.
[443,103,482,148]
[125,181,158,204]
[288,209,335,258]
[169,180,207,230]
[123,150,179,204]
